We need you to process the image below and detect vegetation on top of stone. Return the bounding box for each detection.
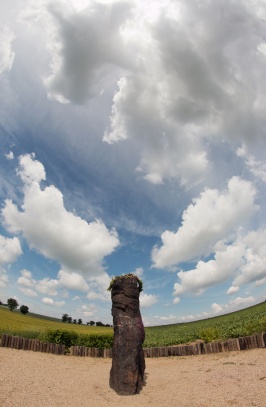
[107,273,143,292]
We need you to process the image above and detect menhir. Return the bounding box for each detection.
[109,275,145,395]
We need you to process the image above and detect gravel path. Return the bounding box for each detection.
[0,347,265,406]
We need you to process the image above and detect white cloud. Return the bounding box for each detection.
[0,235,22,265]
[227,286,239,295]
[173,228,266,301]
[5,151,14,160]
[0,233,21,292]
[211,296,256,316]
[78,303,97,318]
[17,152,46,185]
[42,297,54,305]
[36,278,59,296]
[255,277,266,287]
[173,241,244,299]
[2,154,120,277]
[19,287,38,297]
[86,273,111,302]
[17,269,36,287]
[103,0,266,185]
[140,292,158,308]
[0,26,15,74]
[44,1,132,104]
[231,229,266,287]
[237,144,266,182]
[133,267,144,277]
[17,270,59,297]
[211,303,223,314]
[152,176,257,269]
[58,269,88,292]
[0,268,8,288]
[2,0,266,189]
[41,297,65,307]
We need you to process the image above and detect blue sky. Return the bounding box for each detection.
[1,0,266,326]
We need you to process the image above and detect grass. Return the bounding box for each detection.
[0,306,113,339]
[1,301,266,348]
[144,301,266,347]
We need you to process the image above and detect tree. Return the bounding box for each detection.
[7,298,18,311]
[73,319,77,324]
[96,321,104,326]
[89,321,95,326]
[20,305,29,315]
[67,316,72,324]
[78,318,82,325]
[62,313,69,323]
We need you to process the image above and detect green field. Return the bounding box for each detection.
[1,302,266,348]
[144,301,266,347]
[0,306,113,338]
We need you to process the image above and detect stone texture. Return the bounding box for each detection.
[109,276,145,395]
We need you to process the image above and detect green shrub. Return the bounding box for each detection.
[222,326,249,339]
[76,333,113,349]
[0,330,41,339]
[245,316,266,336]
[42,329,78,348]
[198,327,220,343]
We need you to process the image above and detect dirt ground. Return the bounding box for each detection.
[0,347,265,407]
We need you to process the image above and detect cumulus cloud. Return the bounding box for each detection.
[237,144,266,182]
[17,269,59,297]
[140,292,158,308]
[17,269,36,287]
[45,1,132,103]
[42,297,65,307]
[58,269,88,292]
[0,234,22,265]
[211,303,223,314]
[173,242,245,298]
[152,176,257,269]
[16,153,46,185]
[36,277,59,296]
[2,154,120,278]
[227,286,239,295]
[0,234,22,287]
[7,0,266,188]
[103,0,266,185]
[86,273,111,302]
[19,287,38,297]
[173,228,266,302]
[229,229,266,288]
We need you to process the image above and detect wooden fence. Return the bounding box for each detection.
[0,334,65,355]
[1,332,265,358]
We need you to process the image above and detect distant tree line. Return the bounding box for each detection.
[61,314,110,327]
[86,320,111,327]
[61,313,82,325]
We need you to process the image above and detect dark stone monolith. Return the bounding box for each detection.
[109,275,145,395]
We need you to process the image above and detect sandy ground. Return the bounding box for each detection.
[0,347,265,407]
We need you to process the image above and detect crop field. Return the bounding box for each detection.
[144,301,266,347]
[0,306,113,339]
[0,301,266,348]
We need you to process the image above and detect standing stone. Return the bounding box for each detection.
[109,274,145,395]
